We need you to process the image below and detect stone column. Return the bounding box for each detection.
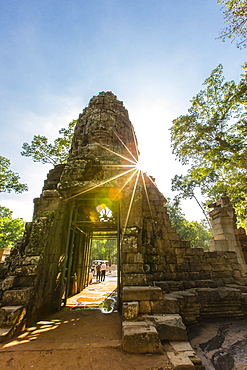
[209,196,247,274]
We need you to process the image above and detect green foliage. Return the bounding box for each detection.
[170,64,247,227]
[21,119,77,166]
[0,156,28,193]
[166,198,212,250]
[218,0,247,48]
[91,239,117,265]
[0,206,25,249]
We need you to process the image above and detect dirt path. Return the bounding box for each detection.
[0,307,172,370]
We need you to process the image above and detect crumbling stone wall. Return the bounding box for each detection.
[121,180,246,288]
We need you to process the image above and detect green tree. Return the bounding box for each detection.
[0,206,25,249]
[166,198,212,250]
[21,119,77,166]
[170,64,247,227]
[218,0,247,48]
[91,239,117,264]
[0,156,28,193]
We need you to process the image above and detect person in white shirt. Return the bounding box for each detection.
[101,262,107,281]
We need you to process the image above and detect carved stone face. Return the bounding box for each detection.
[84,111,116,145]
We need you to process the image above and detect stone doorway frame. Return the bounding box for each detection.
[59,194,121,310]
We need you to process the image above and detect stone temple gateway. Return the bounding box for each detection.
[0,92,247,365]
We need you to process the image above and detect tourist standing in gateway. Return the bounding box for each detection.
[101,262,106,281]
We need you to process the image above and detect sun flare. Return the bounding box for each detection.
[135,155,148,173]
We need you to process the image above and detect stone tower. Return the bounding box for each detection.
[0,92,246,350]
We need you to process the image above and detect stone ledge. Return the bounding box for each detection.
[122,286,163,301]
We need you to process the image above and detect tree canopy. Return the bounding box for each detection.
[0,156,28,193]
[0,206,25,249]
[170,63,247,227]
[166,198,212,250]
[21,119,77,166]
[218,0,247,48]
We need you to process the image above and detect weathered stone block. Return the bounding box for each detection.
[139,300,152,314]
[163,295,180,314]
[170,340,194,352]
[122,273,147,286]
[2,287,33,305]
[151,300,165,314]
[189,272,200,280]
[122,236,138,252]
[152,272,165,280]
[199,270,212,279]
[122,301,139,320]
[122,321,162,354]
[125,252,144,263]
[122,286,163,302]
[147,255,160,264]
[122,263,144,273]
[144,314,188,341]
[165,251,177,264]
[21,256,41,265]
[1,276,16,291]
[167,351,194,369]
[0,264,8,279]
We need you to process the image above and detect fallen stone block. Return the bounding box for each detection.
[167,351,194,369]
[122,321,162,354]
[183,351,205,369]
[170,341,194,352]
[144,314,188,341]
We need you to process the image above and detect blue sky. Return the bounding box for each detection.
[0,0,246,221]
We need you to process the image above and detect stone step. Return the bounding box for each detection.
[1,287,33,305]
[167,351,195,369]
[122,321,162,354]
[0,305,26,326]
[167,341,205,369]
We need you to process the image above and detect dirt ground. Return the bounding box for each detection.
[0,307,173,370]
